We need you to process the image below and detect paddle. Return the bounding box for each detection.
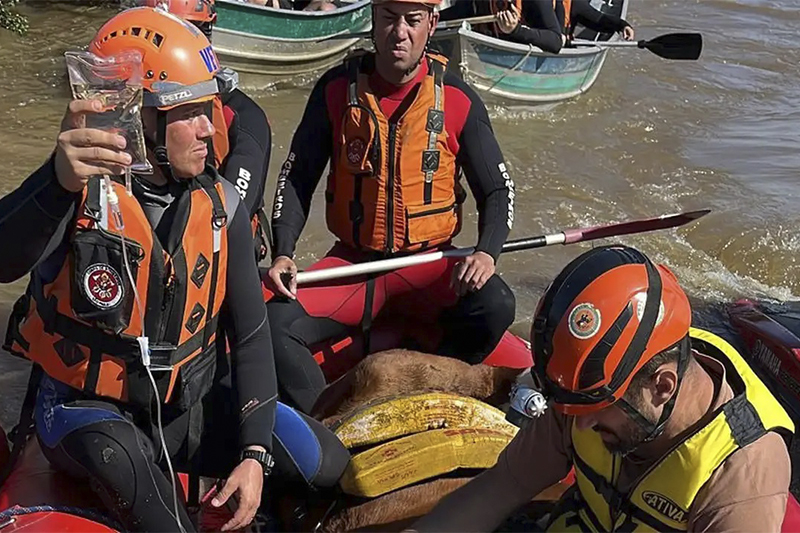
[572,33,703,60]
[295,209,710,284]
[317,14,497,42]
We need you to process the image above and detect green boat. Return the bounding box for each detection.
[211,0,372,77]
[430,0,628,104]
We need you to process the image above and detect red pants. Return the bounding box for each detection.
[264,243,516,412]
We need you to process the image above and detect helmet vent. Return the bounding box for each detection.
[101,27,164,49]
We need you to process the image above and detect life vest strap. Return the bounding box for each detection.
[84,177,103,222]
[422,58,446,203]
[724,394,767,447]
[573,449,686,532]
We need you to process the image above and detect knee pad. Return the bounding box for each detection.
[483,276,517,331]
[58,421,144,511]
[273,403,349,488]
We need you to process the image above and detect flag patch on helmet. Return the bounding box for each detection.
[199,45,219,73]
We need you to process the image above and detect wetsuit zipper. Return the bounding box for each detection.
[158,260,175,343]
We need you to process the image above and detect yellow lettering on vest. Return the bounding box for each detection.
[642,491,687,523]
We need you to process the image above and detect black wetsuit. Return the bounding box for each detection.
[0,160,348,531]
[566,0,631,35]
[219,87,272,260]
[439,0,564,54]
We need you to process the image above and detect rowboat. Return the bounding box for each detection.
[3,296,800,531]
[211,0,372,77]
[429,0,628,104]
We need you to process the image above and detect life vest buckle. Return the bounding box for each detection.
[213,213,227,229]
[426,109,444,134]
[421,150,440,176]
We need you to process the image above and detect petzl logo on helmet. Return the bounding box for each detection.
[82,264,124,309]
[633,292,665,326]
[641,491,688,523]
[568,303,601,339]
[199,45,219,73]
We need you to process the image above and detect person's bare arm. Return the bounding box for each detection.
[412,409,573,532]
[410,464,539,533]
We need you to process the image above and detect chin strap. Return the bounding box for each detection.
[145,109,173,182]
[616,336,692,445]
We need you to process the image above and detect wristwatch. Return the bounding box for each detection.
[240,449,274,477]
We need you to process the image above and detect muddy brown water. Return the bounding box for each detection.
[1,0,798,437]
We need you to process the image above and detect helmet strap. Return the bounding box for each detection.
[147,109,174,182]
[617,336,692,446]
[204,100,216,169]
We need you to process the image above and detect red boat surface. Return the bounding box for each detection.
[2,298,800,531]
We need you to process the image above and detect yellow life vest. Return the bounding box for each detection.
[547,327,794,532]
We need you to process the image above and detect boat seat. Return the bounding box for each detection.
[0,438,101,512]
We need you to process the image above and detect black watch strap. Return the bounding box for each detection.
[240,449,274,477]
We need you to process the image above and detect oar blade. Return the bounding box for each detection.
[645,33,703,60]
[578,209,710,242]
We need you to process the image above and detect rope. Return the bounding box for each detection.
[0,505,122,531]
[487,44,536,92]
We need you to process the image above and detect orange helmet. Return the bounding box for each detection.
[89,7,219,111]
[531,245,691,416]
[143,0,216,23]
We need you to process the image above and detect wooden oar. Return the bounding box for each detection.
[317,14,496,42]
[572,33,703,60]
[295,209,710,284]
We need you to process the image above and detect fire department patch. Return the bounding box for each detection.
[346,138,366,165]
[82,263,124,309]
[568,303,601,340]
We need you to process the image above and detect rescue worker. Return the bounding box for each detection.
[412,245,793,532]
[265,0,517,413]
[563,0,635,42]
[0,8,346,532]
[438,0,565,54]
[145,0,273,263]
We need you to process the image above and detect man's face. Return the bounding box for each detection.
[574,391,656,455]
[145,101,215,178]
[372,3,438,75]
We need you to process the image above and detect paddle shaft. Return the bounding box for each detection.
[319,14,496,41]
[572,39,646,48]
[295,210,710,284]
[571,33,703,60]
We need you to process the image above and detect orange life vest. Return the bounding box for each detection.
[326,53,463,254]
[211,95,230,169]
[561,0,572,35]
[4,173,237,411]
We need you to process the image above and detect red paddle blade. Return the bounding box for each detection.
[570,209,711,243]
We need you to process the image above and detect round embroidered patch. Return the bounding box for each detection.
[346,138,366,165]
[633,292,665,327]
[83,264,124,309]
[568,303,602,340]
